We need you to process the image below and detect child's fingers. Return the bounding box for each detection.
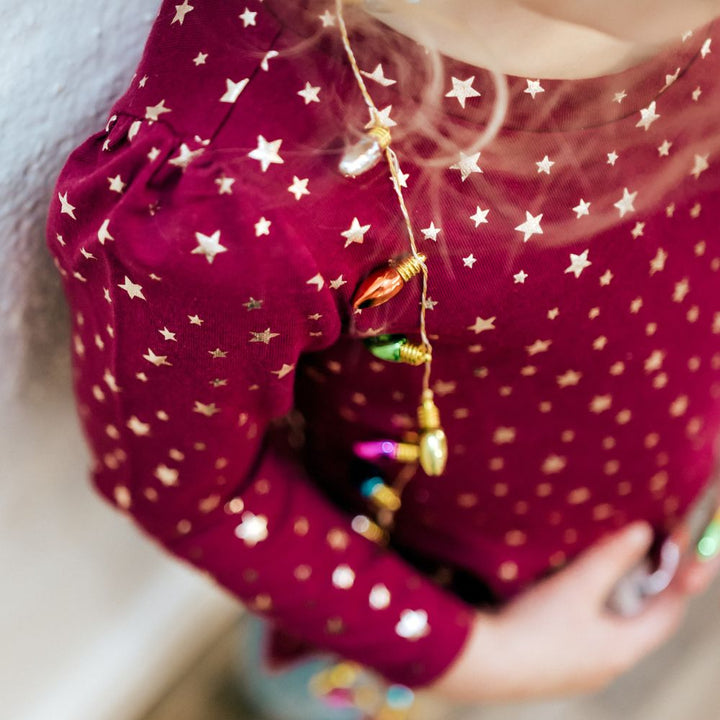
[555,522,654,600]
[674,554,720,595]
[606,589,687,670]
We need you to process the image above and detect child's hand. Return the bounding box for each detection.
[673,551,720,596]
[429,523,688,702]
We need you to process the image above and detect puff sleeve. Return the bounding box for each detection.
[46,116,475,688]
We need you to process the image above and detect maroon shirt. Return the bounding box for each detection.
[47,0,720,687]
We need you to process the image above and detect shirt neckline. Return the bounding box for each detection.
[264,0,715,133]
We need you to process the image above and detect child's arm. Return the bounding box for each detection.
[46,116,477,689]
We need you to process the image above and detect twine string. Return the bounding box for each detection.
[335,0,433,394]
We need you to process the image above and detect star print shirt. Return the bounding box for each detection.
[47,0,720,688]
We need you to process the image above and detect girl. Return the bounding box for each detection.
[47,0,720,713]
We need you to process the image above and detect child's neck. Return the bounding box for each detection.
[364,0,719,79]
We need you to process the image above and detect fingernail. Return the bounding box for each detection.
[627,522,652,547]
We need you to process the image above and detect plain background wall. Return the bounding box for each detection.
[0,3,238,719]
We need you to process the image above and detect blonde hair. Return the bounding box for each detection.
[335,0,720,253]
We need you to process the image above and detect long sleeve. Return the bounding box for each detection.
[46,114,474,688]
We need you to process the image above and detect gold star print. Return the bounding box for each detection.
[171,0,194,25]
[541,455,567,474]
[143,348,171,367]
[589,395,613,413]
[127,416,151,436]
[192,230,227,264]
[669,395,689,417]
[658,140,672,156]
[526,339,551,355]
[215,176,235,194]
[193,401,220,417]
[592,336,608,350]
[254,217,271,236]
[239,7,257,27]
[154,464,179,486]
[645,350,666,373]
[557,370,582,387]
[630,297,643,313]
[691,154,710,179]
[188,314,203,325]
[234,512,269,546]
[58,192,77,219]
[365,105,397,129]
[636,101,660,131]
[108,175,125,193]
[565,249,592,278]
[103,369,120,393]
[421,222,442,241]
[319,9,335,27]
[118,276,146,300]
[159,327,177,341]
[250,328,280,344]
[168,144,204,170]
[573,199,591,218]
[536,155,555,174]
[341,217,371,248]
[445,76,481,108]
[332,565,356,589]
[248,135,284,172]
[297,82,321,104]
[260,50,279,71]
[468,316,496,334]
[209,348,228,358]
[515,211,543,242]
[330,275,347,290]
[307,274,325,291]
[220,78,249,104]
[432,380,457,396]
[547,307,560,319]
[673,278,690,302]
[210,378,228,388]
[631,222,645,239]
[493,427,516,444]
[288,176,310,201]
[524,79,545,98]
[599,269,614,286]
[450,151,482,181]
[272,363,295,379]
[243,297,263,311]
[145,99,171,122]
[361,63,396,87]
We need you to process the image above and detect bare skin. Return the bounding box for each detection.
[364,0,720,78]
[427,523,720,702]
